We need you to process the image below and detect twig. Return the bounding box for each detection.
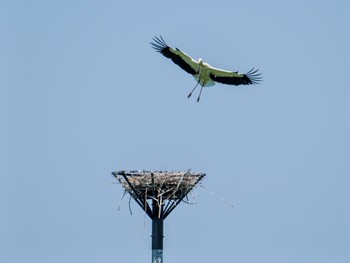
[128,194,133,215]
[118,190,127,211]
[200,184,234,208]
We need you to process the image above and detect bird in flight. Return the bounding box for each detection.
[151,36,262,102]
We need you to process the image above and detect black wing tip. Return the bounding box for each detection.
[150,35,169,52]
[246,68,263,85]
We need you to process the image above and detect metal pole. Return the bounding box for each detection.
[152,199,163,263]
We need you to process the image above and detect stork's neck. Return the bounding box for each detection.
[197,58,204,73]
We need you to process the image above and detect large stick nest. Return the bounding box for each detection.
[113,170,205,200]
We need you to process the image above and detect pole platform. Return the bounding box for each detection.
[112,170,205,219]
[112,170,206,263]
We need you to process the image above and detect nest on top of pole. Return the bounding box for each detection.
[112,170,206,219]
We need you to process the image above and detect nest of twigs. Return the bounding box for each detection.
[112,170,206,218]
[113,170,205,200]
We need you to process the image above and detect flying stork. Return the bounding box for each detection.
[151,36,262,102]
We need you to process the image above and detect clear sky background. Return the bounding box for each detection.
[1,0,350,262]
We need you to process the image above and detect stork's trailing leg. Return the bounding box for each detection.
[187,79,200,98]
[197,85,204,102]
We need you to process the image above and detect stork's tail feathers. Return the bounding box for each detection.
[245,68,263,85]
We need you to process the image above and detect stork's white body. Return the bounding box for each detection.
[193,60,215,87]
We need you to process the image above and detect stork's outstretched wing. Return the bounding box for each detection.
[209,68,262,86]
[151,36,198,75]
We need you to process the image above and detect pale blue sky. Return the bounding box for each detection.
[1,1,350,262]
